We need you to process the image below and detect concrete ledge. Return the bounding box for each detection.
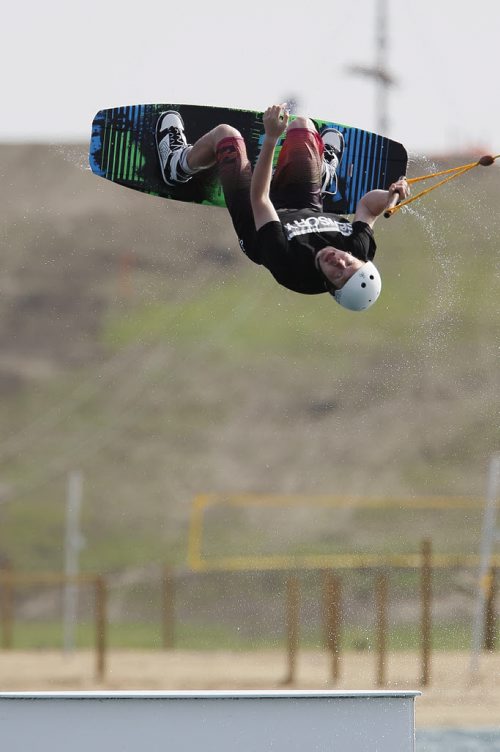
[0,690,421,751]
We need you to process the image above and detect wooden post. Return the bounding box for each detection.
[323,571,342,683]
[283,575,300,685]
[162,567,175,649]
[375,571,389,687]
[0,563,14,650]
[484,566,497,652]
[420,539,432,686]
[95,576,107,683]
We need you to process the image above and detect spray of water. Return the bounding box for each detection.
[404,151,483,363]
[48,144,90,172]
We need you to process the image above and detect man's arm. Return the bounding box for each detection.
[250,104,289,231]
[353,177,410,228]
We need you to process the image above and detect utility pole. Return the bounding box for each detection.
[347,0,395,136]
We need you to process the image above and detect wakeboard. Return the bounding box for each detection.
[89,103,408,215]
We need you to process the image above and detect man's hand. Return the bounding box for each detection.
[388,176,410,202]
[354,176,410,227]
[263,104,289,140]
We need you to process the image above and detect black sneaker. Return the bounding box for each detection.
[156,111,192,187]
[320,127,344,195]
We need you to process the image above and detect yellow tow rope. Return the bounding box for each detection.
[384,153,500,217]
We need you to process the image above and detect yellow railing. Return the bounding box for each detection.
[187,493,493,572]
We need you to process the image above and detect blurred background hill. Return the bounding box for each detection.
[0,143,499,576]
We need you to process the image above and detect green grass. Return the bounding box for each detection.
[4,620,477,652]
[1,166,499,590]
[101,253,433,366]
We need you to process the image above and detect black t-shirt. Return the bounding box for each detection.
[255,208,377,295]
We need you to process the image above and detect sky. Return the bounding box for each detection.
[2,0,499,156]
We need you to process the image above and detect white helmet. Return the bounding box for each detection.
[333,261,382,311]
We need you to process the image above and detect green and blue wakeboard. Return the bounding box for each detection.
[89,103,407,215]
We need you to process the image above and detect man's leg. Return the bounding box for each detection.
[213,129,260,262]
[156,112,230,186]
[156,114,259,262]
[157,115,247,182]
[270,117,324,210]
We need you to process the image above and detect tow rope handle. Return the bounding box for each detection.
[384,154,499,218]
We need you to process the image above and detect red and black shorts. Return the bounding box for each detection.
[215,136,256,260]
[216,127,324,264]
[270,127,324,211]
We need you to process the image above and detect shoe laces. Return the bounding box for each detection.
[168,126,185,149]
[324,144,340,163]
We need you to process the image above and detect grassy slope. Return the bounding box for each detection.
[0,146,498,578]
